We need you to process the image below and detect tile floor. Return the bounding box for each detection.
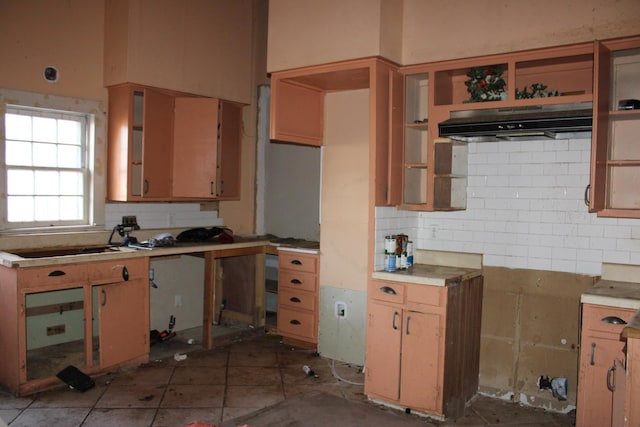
[0,333,575,426]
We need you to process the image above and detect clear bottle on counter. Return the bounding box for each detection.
[407,241,414,268]
[384,235,396,272]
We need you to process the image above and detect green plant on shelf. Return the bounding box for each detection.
[516,83,559,99]
[464,65,507,103]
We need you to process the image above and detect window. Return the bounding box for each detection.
[2,105,92,228]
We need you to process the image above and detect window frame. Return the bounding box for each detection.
[0,88,106,233]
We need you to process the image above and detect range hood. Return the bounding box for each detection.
[438,103,593,142]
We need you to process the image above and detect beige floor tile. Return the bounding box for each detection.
[111,364,174,385]
[30,383,106,408]
[82,408,156,427]
[222,406,263,422]
[227,366,281,386]
[160,384,225,408]
[0,391,32,410]
[170,366,227,385]
[153,407,222,427]
[227,350,278,367]
[0,409,21,424]
[277,347,320,366]
[7,407,90,427]
[177,349,230,368]
[96,384,165,408]
[224,384,285,408]
[227,337,282,353]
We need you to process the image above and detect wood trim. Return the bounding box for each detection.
[25,300,84,317]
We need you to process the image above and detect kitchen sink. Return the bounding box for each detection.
[9,245,126,258]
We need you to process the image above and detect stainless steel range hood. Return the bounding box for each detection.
[438,103,593,142]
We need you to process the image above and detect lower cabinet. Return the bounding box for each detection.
[576,303,636,427]
[0,257,150,396]
[277,250,319,346]
[365,275,483,419]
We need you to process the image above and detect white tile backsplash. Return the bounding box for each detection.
[105,203,223,230]
[375,136,640,276]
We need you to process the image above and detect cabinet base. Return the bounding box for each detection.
[281,336,317,351]
[367,396,445,422]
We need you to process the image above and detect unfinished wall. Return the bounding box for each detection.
[479,267,596,411]
[402,0,640,65]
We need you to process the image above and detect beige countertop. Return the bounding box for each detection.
[580,279,640,310]
[0,239,271,268]
[372,263,482,286]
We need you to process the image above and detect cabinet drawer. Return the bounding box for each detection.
[279,270,317,293]
[279,251,318,274]
[279,288,316,311]
[18,264,87,289]
[582,304,636,335]
[369,280,405,304]
[407,284,444,307]
[278,306,316,340]
[89,257,148,284]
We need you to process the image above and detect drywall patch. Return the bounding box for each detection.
[318,285,366,365]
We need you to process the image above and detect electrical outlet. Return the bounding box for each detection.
[335,301,347,318]
[121,215,138,227]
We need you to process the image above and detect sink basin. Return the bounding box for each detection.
[9,245,125,258]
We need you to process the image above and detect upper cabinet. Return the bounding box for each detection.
[107,83,244,202]
[590,35,640,218]
[399,42,596,211]
[269,57,402,207]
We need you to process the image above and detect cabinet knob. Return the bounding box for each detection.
[48,270,66,277]
[584,184,590,207]
[380,286,397,295]
[606,364,617,391]
[601,316,626,325]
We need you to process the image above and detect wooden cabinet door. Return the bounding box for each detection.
[173,97,219,198]
[270,78,324,146]
[400,309,441,412]
[589,40,611,213]
[142,88,173,198]
[364,301,402,401]
[217,101,243,200]
[97,279,148,368]
[576,334,625,427]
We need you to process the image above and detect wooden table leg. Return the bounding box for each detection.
[202,251,215,350]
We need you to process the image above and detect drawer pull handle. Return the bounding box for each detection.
[101,289,107,307]
[291,259,303,265]
[406,315,411,335]
[601,316,626,325]
[607,364,616,391]
[291,279,302,285]
[122,266,129,281]
[380,286,397,295]
[590,342,596,366]
[290,319,301,325]
[392,311,398,330]
[290,297,301,303]
[48,270,66,277]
